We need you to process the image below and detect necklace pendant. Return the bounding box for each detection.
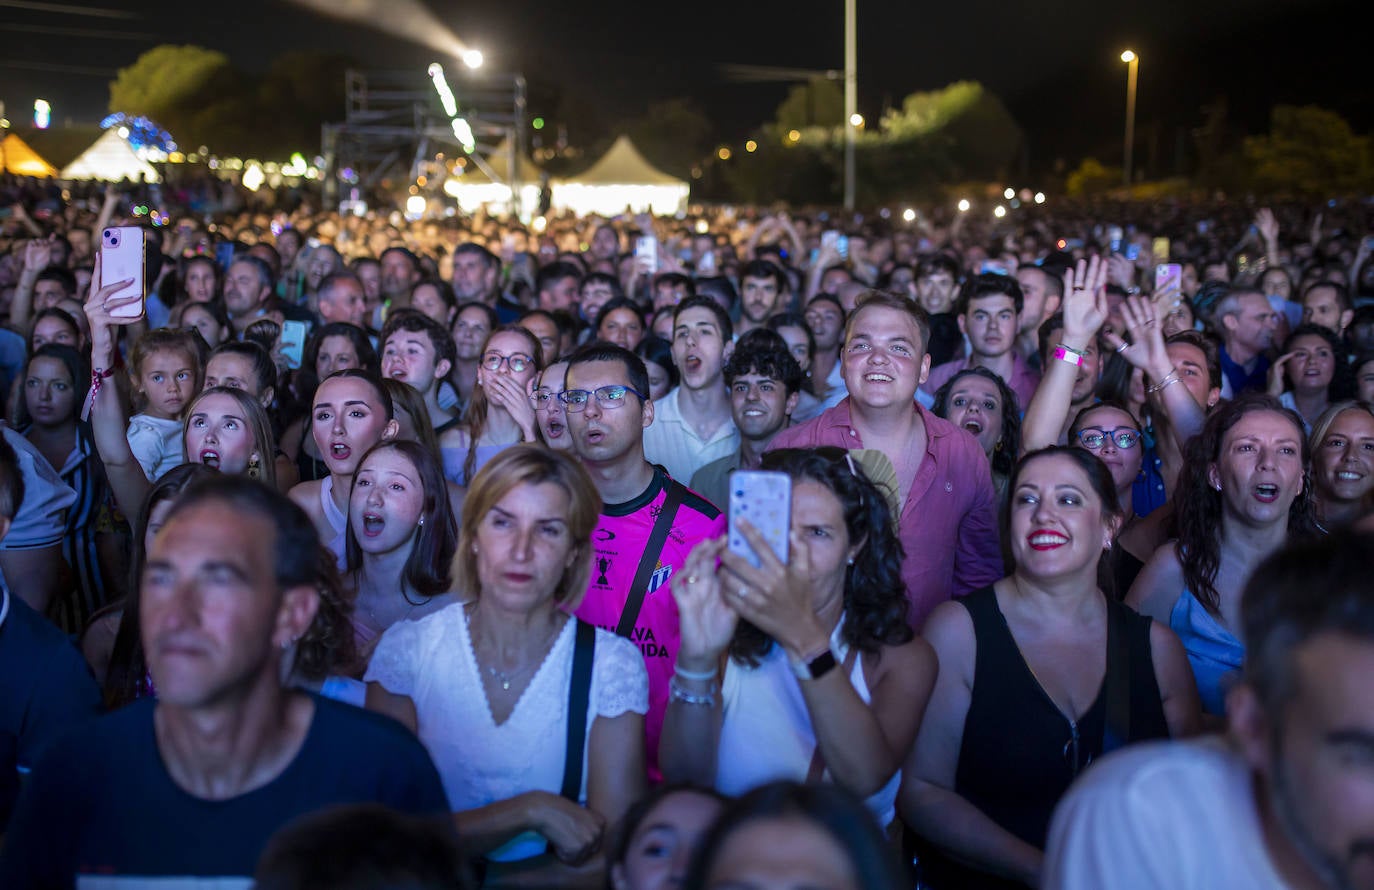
[501,679,511,691]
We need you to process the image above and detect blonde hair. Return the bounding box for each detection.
[454,444,599,607]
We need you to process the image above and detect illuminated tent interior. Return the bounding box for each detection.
[61,128,160,182]
[444,137,543,215]
[0,133,58,177]
[551,135,688,217]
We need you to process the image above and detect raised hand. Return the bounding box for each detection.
[1060,256,1109,345]
[669,537,738,670]
[1267,351,1297,397]
[1103,295,1172,382]
[23,237,53,273]
[1255,208,1279,245]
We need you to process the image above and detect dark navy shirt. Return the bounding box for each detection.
[0,586,101,829]
[0,694,449,888]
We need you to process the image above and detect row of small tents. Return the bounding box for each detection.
[1,126,691,216]
[0,127,160,182]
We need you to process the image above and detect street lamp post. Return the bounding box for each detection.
[1120,50,1138,187]
[843,0,857,211]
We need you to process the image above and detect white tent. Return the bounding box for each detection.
[444,138,542,216]
[552,136,688,217]
[60,128,160,182]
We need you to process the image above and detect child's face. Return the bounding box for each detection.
[139,350,197,419]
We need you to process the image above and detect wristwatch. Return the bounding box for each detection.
[791,648,838,681]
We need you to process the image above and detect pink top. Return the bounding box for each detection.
[574,468,726,775]
[920,350,1042,416]
[769,399,1002,629]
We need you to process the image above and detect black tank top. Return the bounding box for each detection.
[919,585,1169,890]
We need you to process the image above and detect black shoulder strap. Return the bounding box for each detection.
[615,479,686,638]
[1101,600,1133,754]
[558,619,597,802]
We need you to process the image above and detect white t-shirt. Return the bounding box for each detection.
[365,604,648,862]
[1044,737,1289,890]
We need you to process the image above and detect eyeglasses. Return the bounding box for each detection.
[1077,427,1141,450]
[530,389,563,411]
[559,385,646,413]
[481,353,534,373]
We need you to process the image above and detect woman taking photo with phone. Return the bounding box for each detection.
[662,447,934,831]
[366,445,646,887]
[901,447,1199,889]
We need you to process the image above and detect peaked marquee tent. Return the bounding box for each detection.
[0,133,58,177]
[444,137,544,215]
[60,128,159,182]
[551,136,688,217]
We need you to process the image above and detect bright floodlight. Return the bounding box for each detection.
[1034,192,1046,204]
[406,195,427,216]
[957,199,970,213]
[849,113,864,128]
[993,205,1007,218]
[902,208,916,222]
[1003,187,1015,200]
[463,49,484,69]
[1121,50,1136,63]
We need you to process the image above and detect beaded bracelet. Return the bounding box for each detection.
[80,367,116,422]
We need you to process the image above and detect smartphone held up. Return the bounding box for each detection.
[99,227,147,319]
[727,471,791,570]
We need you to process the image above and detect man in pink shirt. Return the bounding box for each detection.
[562,342,725,773]
[770,292,1002,628]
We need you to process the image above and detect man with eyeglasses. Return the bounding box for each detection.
[562,342,724,779]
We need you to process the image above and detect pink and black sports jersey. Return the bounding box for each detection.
[574,467,724,774]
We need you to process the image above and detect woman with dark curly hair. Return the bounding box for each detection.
[661,446,936,830]
[1128,393,1312,717]
[932,367,1020,501]
[903,447,1199,889]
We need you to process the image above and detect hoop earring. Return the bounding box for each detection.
[248,454,261,479]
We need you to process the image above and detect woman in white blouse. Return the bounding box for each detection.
[366,444,648,886]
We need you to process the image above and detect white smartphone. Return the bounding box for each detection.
[280,320,309,370]
[728,470,791,569]
[635,235,658,275]
[100,226,146,319]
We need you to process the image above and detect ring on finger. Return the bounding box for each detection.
[1116,342,1130,353]
[736,586,749,599]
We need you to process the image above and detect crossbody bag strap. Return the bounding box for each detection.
[558,619,597,802]
[805,645,861,783]
[1101,600,1133,755]
[615,479,686,639]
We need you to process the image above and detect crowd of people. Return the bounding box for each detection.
[1,171,1373,889]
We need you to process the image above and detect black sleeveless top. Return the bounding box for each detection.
[919,585,1169,890]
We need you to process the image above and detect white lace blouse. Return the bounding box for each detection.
[365,603,648,861]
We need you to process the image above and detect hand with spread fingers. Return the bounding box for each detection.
[717,519,829,660]
[1103,295,1173,386]
[1059,255,1110,347]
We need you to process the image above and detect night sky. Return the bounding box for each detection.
[1,0,1366,175]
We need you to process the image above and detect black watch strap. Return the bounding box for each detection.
[801,649,837,681]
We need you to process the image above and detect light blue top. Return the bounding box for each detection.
[1169,589,1244,715]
